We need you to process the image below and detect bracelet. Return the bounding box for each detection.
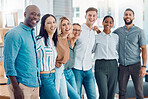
[141,66,147,68]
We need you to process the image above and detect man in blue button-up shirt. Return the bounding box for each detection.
[114,8,147,99]
[4,5,41,99]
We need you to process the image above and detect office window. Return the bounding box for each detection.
[98,8,100,18]
[107,8,111,15]
[73,7,80,17]
[76,7,79,12]
[76,13,79,17]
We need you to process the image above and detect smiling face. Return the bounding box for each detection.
[123,10,134,25]
[103,17,114,33]
[61,19,72,35]
[44,16,57,35]
[24,5,40,29]
[73,25,81,39]
[85,11,98,28]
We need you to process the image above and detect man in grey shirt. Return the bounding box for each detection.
[73,7,98,99]
[114,8,147,99]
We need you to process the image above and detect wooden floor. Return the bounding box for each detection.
[114,94,148,99]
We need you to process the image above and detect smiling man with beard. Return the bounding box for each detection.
[4,5,41,99]
[113,8,147,99]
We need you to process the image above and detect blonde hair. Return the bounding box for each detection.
[57,16,73,37]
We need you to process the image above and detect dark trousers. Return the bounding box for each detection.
[118,62,143,99]
[95,59,118,99]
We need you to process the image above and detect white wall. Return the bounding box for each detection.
[117,0,143,28]
[143,0,148,42]
[25,0,53,15]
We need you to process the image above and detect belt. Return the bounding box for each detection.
[119,62,140,67]
[96,59,116,61]
[40,69,56,74]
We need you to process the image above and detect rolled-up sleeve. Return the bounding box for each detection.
[4,30,22,77]
[139,30,147,46]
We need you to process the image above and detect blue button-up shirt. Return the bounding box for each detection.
[74,23,95,71]
[4,22,39,87]
[113,25,146,66]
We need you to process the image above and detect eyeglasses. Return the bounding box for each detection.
[73,29,82,32]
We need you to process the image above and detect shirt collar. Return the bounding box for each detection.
[67,40,73,49]
[19,22,35,31]
[123,24,135,30]
[82,23,94,30]
[101,31,112,36]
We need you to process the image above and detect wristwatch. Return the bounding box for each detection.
[141,66,147,68]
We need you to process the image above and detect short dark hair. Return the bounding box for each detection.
[124,8,134,16]
[73,23,81,27]
[25,5,39,13]
[86,7,97,14]
[103,15,114,23]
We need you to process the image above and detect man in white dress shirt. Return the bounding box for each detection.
[73,7,98,99]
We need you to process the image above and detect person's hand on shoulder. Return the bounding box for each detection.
[93,26,101,34]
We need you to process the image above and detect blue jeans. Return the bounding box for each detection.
[64,69,80,99]
[73,68,96,99]
[39,73,60,99]
[55,65,68,99]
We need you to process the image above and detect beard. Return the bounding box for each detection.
[124,19,133,25]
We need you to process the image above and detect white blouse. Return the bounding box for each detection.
[93,32,119,60]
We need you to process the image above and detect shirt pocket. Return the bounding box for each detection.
[127,34,138,44]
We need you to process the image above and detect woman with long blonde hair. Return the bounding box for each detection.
[55,16,72,99]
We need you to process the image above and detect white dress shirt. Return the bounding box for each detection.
[74,23,96,71]
[93,32,119,60]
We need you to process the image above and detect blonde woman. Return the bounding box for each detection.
[55,16,72,99]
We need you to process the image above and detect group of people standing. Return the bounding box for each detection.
[3,4,147,99]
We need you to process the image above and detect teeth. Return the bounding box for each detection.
[106,26,110,28]
[75,33,79,36]
[32,20,37,24]
[50,28,55,30]
[126,19,130,21]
